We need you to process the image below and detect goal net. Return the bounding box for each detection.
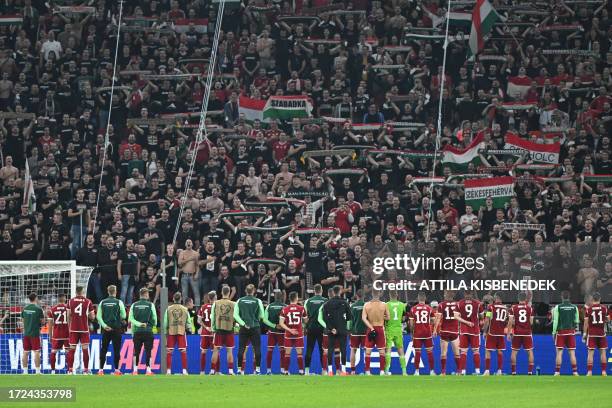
[0,261,93,374]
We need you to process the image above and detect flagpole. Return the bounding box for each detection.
[425,0,452,243]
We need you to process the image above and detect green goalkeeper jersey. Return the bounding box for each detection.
[385,300,406,332]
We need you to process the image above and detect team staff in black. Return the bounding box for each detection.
[320,285,351,376]
[304,284,326,375]
[96,285,127,375]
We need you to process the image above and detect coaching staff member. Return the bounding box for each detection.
[234,284,265,374]
[96,285,126,375]
[129,287,157,375]
[320,285,351,375]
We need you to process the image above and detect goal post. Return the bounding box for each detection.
[0,261,94,374]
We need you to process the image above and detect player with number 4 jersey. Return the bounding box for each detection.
[67,286,95,374]
[583,292,609,376]
[483,293,508,375]
[508,292,534,375]
[48,294,69,373]
[409,292,435,376]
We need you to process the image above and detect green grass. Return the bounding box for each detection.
[0,375,609,408]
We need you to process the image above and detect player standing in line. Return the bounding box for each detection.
[583,292,609,376]
[234,284,265,375]
[321,285,351,376]
[210,285,237,375]
[279,291,308,375]
[263,290,286,374]
[384,291,407,375]
[435,291,461,375]
[508,292,535,375]
[165,292,193,375]
[362,289,389,375]
[318,288,342,373]
[409,291,436,376]
[552,290,579,376]
[455,290,481,375]
[198,291,216,374]
[348,289,366,375]
[48,293,69,374]
[96,286,126,376]
[67,286,95,374]
[130,287,157,375]
[483,293,508,375]
[21,292,44,374]
[304,284,326,375]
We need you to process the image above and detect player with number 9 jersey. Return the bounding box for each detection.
[68,293,94,345]
[509,302,534,350]
[457,297,483,342]
[280,303,307,347]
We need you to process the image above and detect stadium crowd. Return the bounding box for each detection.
[0,0,611,317]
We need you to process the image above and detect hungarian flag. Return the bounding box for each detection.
[464,176,514,209]
[468,0,500,56]
[448,12,472,30]
[0,15,23,26]
[23,161,36,212]
[173,18,208,33]
[506,76,532,99]
[239,95,313,122]
[504,133,560,164]
[441,131,486,171]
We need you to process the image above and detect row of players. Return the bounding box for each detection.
[20,285,610,376]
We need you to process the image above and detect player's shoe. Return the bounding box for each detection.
[386,371,391,376]
[553,372,560,376]
[413,371,420,376]
[82,370,91,375]
[496,370,503,376]
[166,369,171,375]
[97,370,104,376]
[572,372,579,376]
[113,370,122,376]
[339,371,348,376]
[586,371,592,376]
[440,372,446,376]
[145,371,154,376]
[327,370,334,376]
[182,369,188,375]
[483,370,490,376]
[132,371,138,376]
[430,370,436,376]
[50,370,55,375]
[601,372,607,377]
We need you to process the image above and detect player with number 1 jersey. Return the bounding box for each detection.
[67,286,95,374]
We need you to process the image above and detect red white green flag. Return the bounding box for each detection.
[469,0,500,56]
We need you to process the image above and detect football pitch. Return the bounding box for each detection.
[0,376,610,408]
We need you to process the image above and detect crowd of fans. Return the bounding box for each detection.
[0,0,611,310]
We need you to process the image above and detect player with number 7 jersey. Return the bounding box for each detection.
[67,286,95,374]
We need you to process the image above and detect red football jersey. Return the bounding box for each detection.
[584,304,609,337]
[410,303,434,339]
[509,303,534,336]
[198,303,213,334]
[457,299,483,335]
[68,296,94,333]
[437,301,459,334]
[48,303,69,340]
[280,304,306,338]
[487,303,508,336]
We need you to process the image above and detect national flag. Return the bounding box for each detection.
[582,175,612,184]
[468,0,500,56]
[506,76,533,99]
[0,15,23,26]
[23,161,36,212]
[441,132,486,171]
[238,96,265,122]
[448,12,472,30]
[504,133,560,164]
[464,176,514,209]
[239,95,313,122]
[172,18,208,33]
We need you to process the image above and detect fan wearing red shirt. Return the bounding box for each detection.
[279,291,308,375]
[47,294,69,373]
[483,293,508,375]
[435,291,461,375]
[409,292,436,375]
[583,292,609,376]
[330,200,354,235]
[198,291,216,374]
[455,291,483,375]
[67,286,95,374]
[508,292,535,375]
